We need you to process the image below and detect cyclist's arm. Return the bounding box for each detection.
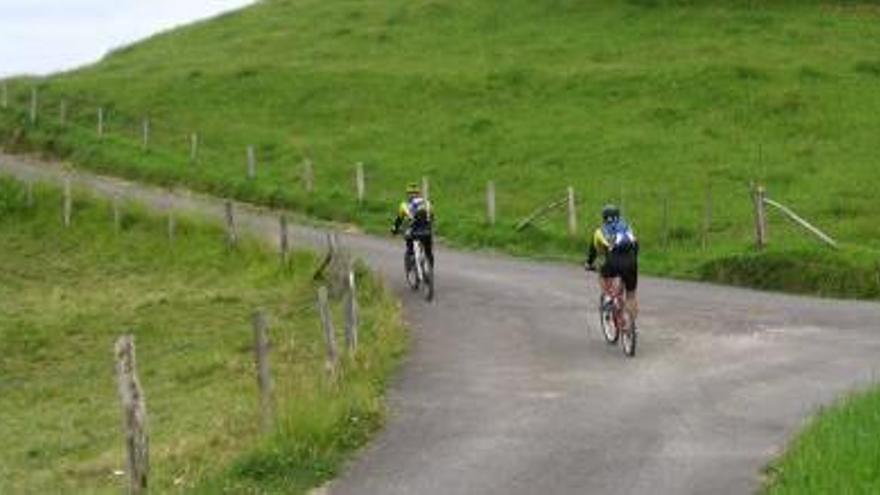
[587,228,608,266]
[392,202,408,233]
[586,242,598,266]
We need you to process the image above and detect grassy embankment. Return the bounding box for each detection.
[2,0,880,297]
[764,386,880,493]
[0,176,405,493]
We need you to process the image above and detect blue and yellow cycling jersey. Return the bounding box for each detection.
[395,196,433,234]
[587,219,638,265]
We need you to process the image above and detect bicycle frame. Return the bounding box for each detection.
[600,277,621,320]
[596,272,636,356]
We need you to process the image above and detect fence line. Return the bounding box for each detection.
[0,82,829,253]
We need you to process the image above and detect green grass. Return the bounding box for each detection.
[765,386,880,494]
[0,177,406,493]
[2,0,880,297]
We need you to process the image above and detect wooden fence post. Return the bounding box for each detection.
[113,195,122,233]
[302,158,314,193]
[279,214,289,266]
[63,177,72,227]
[29,87,38,125]
[702,181,712,250]
[356,162,365,203]
[97,107,105,138]
[190,133,199,163]
[344,268,359,356]
[167,211,176,242]
[224,200,237,248]
[247,145,256,179]
[25,181,34,208]
[59,100,67,126]
[662,191,670,249]
[317,286,338,374]
[752,183,767,250]
[142,118,150,151]
[486,180,496,226]
[567,186,577,236]
[114,335,149,495]
[422,176,430,202]
[252,310,273,432]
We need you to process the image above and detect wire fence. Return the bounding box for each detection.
[1,79,860,255]
[0,173,367,491]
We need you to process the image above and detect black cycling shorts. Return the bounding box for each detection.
[601,250,638,292]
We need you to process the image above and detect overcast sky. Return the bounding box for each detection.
[0,0,255,78]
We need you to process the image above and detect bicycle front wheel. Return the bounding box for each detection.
[421,259,434,302]
[598,295,619,344]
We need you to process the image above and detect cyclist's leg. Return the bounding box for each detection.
[621,252,639,322]
[599,259,615,305]
[404,232,415,269]
[421,234,434,268]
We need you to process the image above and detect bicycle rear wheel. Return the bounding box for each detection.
[598,295,619,344]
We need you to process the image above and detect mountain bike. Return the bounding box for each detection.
[405,237,434,302]
[595,273,637,357]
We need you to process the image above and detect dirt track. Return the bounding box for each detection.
[2,154,879,495]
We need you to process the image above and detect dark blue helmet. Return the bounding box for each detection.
[601,204,620,224]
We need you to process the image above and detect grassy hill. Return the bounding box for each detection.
[2,0,880,296]
[0,177,405,493]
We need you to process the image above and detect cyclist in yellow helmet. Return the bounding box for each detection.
[392,183,435,271]
[586,204,640,323]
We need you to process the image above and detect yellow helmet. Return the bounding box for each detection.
[406,182,420,195]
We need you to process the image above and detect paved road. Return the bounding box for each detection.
[2,154,879,495]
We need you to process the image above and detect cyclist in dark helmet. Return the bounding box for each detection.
[586,204,640,324]
[392,182,435,271]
